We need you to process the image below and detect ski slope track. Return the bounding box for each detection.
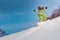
[0,17,60,40]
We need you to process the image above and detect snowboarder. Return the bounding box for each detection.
[34,6,47,22]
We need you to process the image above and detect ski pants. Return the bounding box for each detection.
[38,13,46,22]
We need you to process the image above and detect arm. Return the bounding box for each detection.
[33,7,38,12]
[44,7,47,11]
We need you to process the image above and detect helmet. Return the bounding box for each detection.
[38,6,44,10]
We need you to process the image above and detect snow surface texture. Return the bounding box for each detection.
[0,17,60,40]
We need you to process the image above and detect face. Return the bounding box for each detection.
[38,6,44,10]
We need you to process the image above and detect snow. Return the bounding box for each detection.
[0,17,60,40]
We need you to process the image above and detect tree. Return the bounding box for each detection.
[47,6,60,20]
[0,29,8,37]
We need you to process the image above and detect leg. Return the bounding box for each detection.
[38,14,42,22]
[40,16,42,22]
[43,14,47,21]
[38,15,40,22]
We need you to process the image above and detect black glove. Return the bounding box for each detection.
[45,7,47,9]
[33,10,36,12]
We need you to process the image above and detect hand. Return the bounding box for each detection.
[45,7,47,9]
[33,10,36,12]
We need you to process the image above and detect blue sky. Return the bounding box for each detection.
[0,0,60,34]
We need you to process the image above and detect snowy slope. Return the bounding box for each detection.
[0,17,60,40]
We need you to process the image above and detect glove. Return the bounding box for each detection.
[33,10,36,12]
[45,7,47,9]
